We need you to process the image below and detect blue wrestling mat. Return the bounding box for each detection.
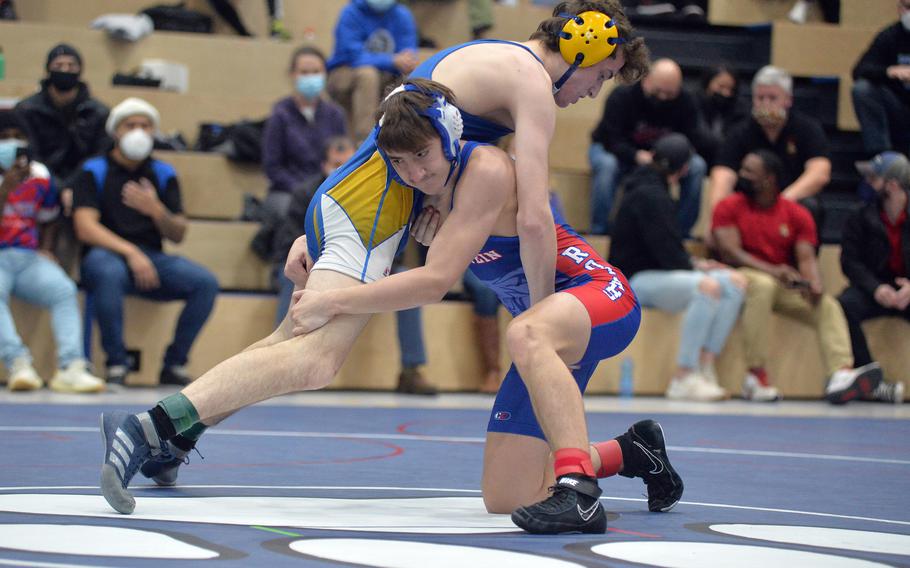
[0,394,908,567]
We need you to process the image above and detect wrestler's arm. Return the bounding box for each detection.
[292,149,514,328]
[509,69,558,306]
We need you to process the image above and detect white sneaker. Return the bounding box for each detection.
[50,360,106,394]
[666,372,726,402]
[7,357,43,391]
[788,0,810,24]
[742,372,781,402]
[825,362,883,405]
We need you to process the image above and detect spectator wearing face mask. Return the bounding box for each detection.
[261,46,347,225]
[71,98,219,388]
[851,0,910,158]
[15,44,111,271]
[694,65,748,168]
[326,0,419,142]
[708,66,831,219]
[588,58,707,236]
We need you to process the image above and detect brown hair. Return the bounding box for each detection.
[529,0,650,84]
[288,45,326,73]
[375,78,458,154]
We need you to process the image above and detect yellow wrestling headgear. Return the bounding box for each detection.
[558,11,621,68]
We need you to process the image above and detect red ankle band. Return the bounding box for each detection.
[554,447,595,478]
[592,440,624,478]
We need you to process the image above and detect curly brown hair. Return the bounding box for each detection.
[375,78,458,154]
[529,0,650,84]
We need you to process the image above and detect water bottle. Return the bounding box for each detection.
[0,47,5,81]
[619,358,634,399]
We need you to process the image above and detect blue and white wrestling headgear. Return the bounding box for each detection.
[378,83,464,183]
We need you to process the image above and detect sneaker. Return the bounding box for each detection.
[140,440,190,486]
[825,362,883,405]
[106,365,129,388]
[665,372,726,402]
[866,381,904,404]
[618,420,684,512]
[396,368,437,395]
[7,357,43,391]
[159,365,192,386]
[50,360,105,393]
[100,411,169,514]
[511,474,606,534]
[269,18,291,40]
[742,368,782,402]
[788,0,810,23]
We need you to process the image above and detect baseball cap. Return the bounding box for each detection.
[855,151,907,179]
[652,133,693,173]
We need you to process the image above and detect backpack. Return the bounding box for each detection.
[82,156,174,199]
[195,119,266,163]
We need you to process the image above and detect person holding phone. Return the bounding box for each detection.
[712,150,883,403]
[0,109,105,393]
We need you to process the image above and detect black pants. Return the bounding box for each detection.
[837,285,910,366]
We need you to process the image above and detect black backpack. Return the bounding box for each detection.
[195,119,266,163]
[141,2,213,34]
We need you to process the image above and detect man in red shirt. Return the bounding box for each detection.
[838,152,909,403]
[712,150,882,403]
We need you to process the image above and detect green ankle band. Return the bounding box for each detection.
[158,393,200,434]
[180,422,208,442]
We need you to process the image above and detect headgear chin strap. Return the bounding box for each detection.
[379,83,465,183]
[552,11,624,94]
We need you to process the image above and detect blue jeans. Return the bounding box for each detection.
[630,269,743,369]
[851,79,910,156]
[463,269,499,317]
[81,247,219,368]
[589,143,706,236]
[0,248,83,369]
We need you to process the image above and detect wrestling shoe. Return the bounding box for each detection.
[825,362,883,405]
[100,411,169,514]
[511,474,606,534]
[140,441,190,486]
[618,419,684,512]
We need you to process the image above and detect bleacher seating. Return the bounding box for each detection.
[2,0,907,397]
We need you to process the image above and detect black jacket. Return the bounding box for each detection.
[608,166,693,278]
[15,81,110,187]
[852,22,910,107]
[840,193,910,297]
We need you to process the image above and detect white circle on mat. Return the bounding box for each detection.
[708,524,910,556]
[590,541,892,568]
[0,524,217,559]
[290,539,585,568]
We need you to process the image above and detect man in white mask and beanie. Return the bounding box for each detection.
[72,97,219,388]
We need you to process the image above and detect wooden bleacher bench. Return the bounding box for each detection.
[708,0,894,28]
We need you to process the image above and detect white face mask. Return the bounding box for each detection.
[119,128,153,161]
[902,11,910,31]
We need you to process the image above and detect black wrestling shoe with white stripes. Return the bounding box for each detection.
[511,474,606,534]
[618,419,684,512]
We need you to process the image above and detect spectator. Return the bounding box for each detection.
[326,0,419,142]
[72,98,219,387]
[262,46,347,222]
[712,150,883,403]
[708,66,831,217]
[695,65,748,167]
[15,44,110,270]
[837,152,909,403]
[0,110,105,393]
[589,58,706,236]
[851,0,910,158]
[610,134,742,401]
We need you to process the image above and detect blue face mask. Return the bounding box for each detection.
[295,73,326,100]
[0,139,26,172]
[365,0,396,13]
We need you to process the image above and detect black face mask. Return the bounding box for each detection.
[735,176,757,197]
[646,96,675,113]
[48,70,80,92]
[709,93,735,112]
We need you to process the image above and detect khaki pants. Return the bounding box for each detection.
[739,268,853,376]
[327,66,396,142]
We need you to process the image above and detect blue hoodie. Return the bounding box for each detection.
[326,0,418,73]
